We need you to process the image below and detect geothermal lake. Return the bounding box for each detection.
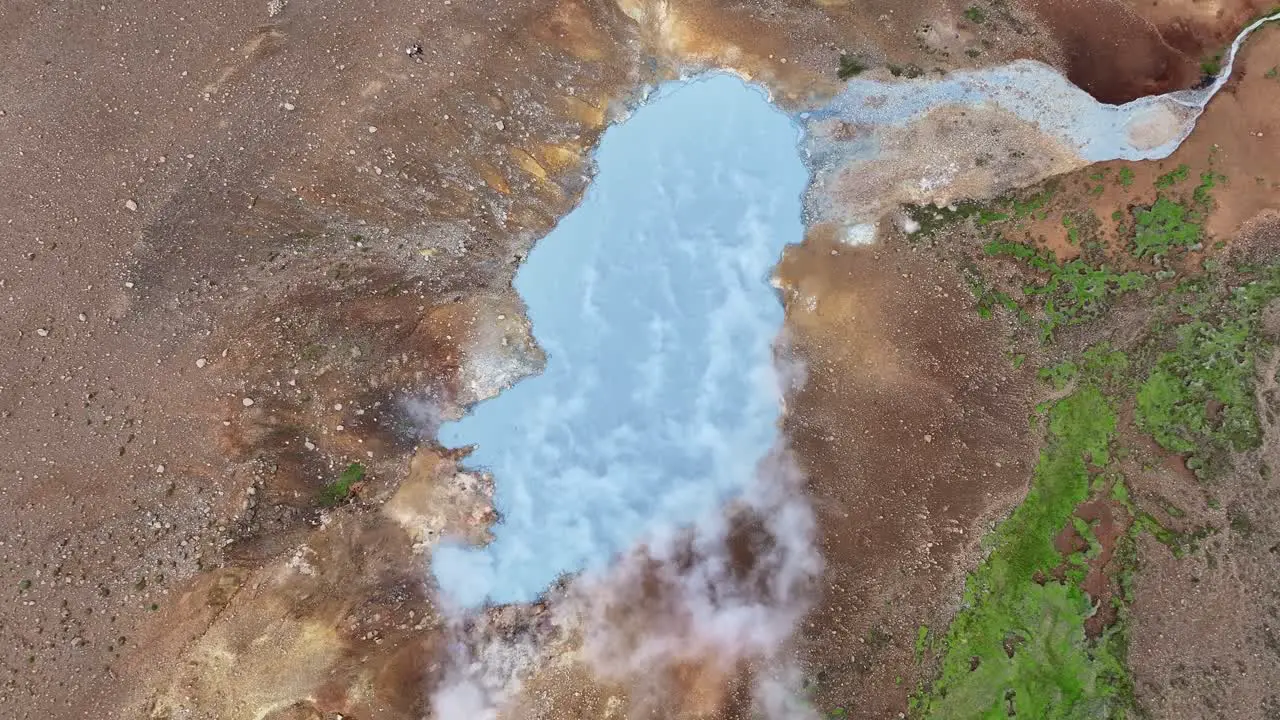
[431,74,809,607]
[430,12,1280,607]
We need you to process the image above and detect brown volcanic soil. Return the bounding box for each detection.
[958,20,1280,268]
[0,0,641,716]
[1025,0,1280,103]
[1,0,1277,718]
[1121,228,1280,720]
[1024,0,1203,103]
[775,226,1039,717]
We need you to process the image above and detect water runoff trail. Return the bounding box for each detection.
[431,12,1280,609]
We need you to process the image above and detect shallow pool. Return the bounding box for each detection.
[431,74,810,607]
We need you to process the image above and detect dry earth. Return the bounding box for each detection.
[1,0,1277,718]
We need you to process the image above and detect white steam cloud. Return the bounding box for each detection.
[428,438,823,720]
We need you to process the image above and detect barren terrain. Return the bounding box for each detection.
[2,1,1279,719]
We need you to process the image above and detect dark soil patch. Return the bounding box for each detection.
[1024,0,1200,103]
[1076,497,1127,637]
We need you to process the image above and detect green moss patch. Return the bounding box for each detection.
[318,461,366,507]
[1136,266,1280,476]
[914,386,1130,719]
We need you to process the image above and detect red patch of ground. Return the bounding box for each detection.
[1048,493,1129,638]
[1022,0,1201,103]
[1076,497,1127,637]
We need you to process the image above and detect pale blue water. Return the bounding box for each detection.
[813,11,1280,164]
[431,74,809,607]
[430,12,1280,609]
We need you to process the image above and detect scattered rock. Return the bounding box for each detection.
[124,199,138,212]
[242,398,255,407]
[196,358,207,369]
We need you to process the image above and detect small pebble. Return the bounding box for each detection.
[283,102,296,111]
[242,398,255,407]
[35,328,49,337]
[124,199,138,212]
[195,358,207,369]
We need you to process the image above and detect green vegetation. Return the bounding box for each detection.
[914,386,1130,718]
[1200,53,1224,77]
[984,240,1147,342]
[1128,166,1220,261]
[916,625,932,662]
[888,63,925,79]
[963,5,987,23]
[1131,197,1201,259]
[904,186,1055,241]
[1007,186,1055,220]
[1153,164,1189,190]
[1134,512,1213,558]
[908,139,1280,717]
[837,54,867,80]
[1193,170,1219,207]
[1136,266,1280,477]
[318,461,366,507]
[905,201,985,238]
[970,276,1026,323]
[1266,66,1279,79]
[1037,344,1131,394]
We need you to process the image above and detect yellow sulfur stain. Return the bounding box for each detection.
[479,163,512,194]
[510,147,550,181]
[537,144,582,173]
[557,94,607,129]
[548,0,609,61]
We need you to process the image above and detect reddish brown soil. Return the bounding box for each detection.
[1121,227,1280,720]
[1046,491,1127,638]
[775,226,1039,717]
[1076,497,1127,637]
[0,0,639,716]
[1,0,1277,718]
[996,22,1280,264]
[1023,0,1201,103]
[1028,0,1280,103]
